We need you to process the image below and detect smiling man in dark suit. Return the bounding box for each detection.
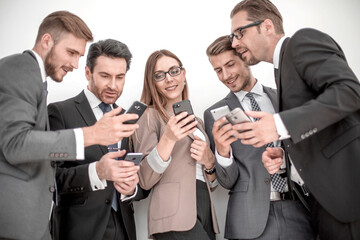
[48,39,148,240]
[204,36,314,240]
[228,1,360,239]
[0,11,139,240]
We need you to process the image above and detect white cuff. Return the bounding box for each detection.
[208,178,219,188]
[74,128,84,160]
[147,147,171,174]
[274,114,291,140]
[215,147,234,167]
[89,162,107,191]
[121,185,138,201]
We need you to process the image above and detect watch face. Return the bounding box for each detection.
[204,167,216,175]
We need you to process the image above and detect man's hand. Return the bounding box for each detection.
[113,173,139,196]
[96,150,140,182]
[83,107,139,147]
[212,117,238,158]
[233,111,279,147]
[262,147,283,174]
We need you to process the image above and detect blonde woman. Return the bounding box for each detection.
[133,49,219,240]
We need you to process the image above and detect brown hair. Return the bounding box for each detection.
[206,35,238,58]
[35,10,93,44]
[231,0,284,35]
[141,49,189,122]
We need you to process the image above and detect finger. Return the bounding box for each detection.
[232,122,255,133]
[107,150,127,158]
[244,110,265,119]
[178,114,197,128]
[174,112,189,122]
[115,113,139,124]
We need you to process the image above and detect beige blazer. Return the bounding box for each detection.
[132,107,219,238]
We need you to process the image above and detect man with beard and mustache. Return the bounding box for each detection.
[48,39,148,240]
[228,1,360,239]
[0,11,139,240]
[203,36,314,240]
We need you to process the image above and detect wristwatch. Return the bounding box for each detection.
[204,166,216,175]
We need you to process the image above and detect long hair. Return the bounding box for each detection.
[140,49,189,122]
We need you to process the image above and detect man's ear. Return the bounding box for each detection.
[263,19,275,35]
[40,33,55,53]
[85,65,91,81]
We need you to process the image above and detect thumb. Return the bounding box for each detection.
[108,149,126,159]
[244,110,265,119]
[106,107,123,117]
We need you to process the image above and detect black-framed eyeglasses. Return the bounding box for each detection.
[153,66,183,82]
[228,20,264,43]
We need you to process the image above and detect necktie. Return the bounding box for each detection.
[245,92,286,193]
[98,102,119,211]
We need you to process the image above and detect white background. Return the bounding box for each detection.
[1,0,359,239]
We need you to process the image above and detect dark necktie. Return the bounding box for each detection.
[98,102,119,211]
[245,92,286,193]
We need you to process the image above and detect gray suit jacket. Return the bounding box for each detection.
[0,51,77,239]
[204,86,277,239]
[277,29,360,222]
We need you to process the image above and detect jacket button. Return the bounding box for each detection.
[50,153,55,158]
[49,186,55,193]
[105,199,111,205]
[64,153,69,158]
[301,134,305,139]
[264,178,271,184]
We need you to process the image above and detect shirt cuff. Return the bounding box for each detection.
[208,178,218,188]
[121,185,138,202]
[74,128,85,160]
[215,147,234,167]
[89,162,107,191]
[274,114,291,140]
[147,147,171,174]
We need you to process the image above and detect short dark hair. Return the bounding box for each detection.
[35,11,93,43]
[206,35,238,58]
[86,39,133,73]
[231,0,284,35]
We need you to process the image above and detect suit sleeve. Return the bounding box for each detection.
[204,109,239,189]
[0,55,76,167]
[279,29,360,143]
[48,103,92,193]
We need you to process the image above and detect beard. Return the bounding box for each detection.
[44,47,62,82]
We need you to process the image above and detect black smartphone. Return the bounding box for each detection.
[124,101,147,124]
[172,99,195,127]
[124,152,143,165]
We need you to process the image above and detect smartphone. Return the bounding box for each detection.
[124,152,143,165]
[172,99,195,127]
[225,107,251,125]
[210,105,230,121]
[124,101,147,124]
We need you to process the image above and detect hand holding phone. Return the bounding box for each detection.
[124,153,143,165]
[172,99,195,127]
[124,101,147,124]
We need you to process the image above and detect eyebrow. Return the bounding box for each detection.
[67,47,82,56]
[213,60,234,71]
[155,65,178,72]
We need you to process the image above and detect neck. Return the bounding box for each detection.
[266,34,284,63]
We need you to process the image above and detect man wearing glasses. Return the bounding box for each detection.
[228,1,360,240]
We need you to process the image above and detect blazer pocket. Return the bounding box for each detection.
[150,182,180,220]
[57,194,88,208]
[229,180,248,194]
[322,124,360,158]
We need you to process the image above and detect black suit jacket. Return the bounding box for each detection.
[277,28,360,222]
[48,91,148,240]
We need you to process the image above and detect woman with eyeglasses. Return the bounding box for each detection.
[132,49,219,240]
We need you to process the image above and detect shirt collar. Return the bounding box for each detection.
[31,50,47,83]
[84,87,114,110]
[234,79,264,102]
[273,36,287,69]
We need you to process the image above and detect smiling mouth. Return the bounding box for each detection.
[165,85,177,91]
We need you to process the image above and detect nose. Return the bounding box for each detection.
[108,77,116,89]
[222,69,231,80]
[164,72,173,82]
[231,37,241,49]
[70,56,80,69]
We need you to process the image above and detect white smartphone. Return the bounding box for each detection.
[124,153,143,165]
[210,105,230,121]
[225,107,251,124]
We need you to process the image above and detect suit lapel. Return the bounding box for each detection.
[263,86,278,112]
[224,91,242,111]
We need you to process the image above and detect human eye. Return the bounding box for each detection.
[170,68,180,76]
[154,72,164,81]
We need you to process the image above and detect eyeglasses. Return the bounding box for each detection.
[153,66,183,82]
[228,20,264,43]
